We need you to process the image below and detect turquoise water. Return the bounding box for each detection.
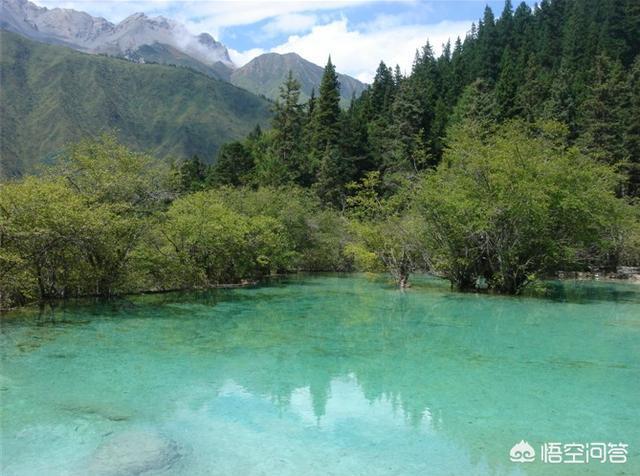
[1,274,639,475]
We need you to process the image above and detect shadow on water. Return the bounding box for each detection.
[530,279,640,304]
[409,273,640,305]
[2,273,639,326]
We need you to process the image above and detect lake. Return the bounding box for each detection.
[1,274,638,475]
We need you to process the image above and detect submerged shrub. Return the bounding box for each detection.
[415,120,635,293]
[150,190,295,287]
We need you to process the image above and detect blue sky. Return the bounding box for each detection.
[35,1,525,82]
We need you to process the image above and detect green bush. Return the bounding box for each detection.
[415,120,635,293]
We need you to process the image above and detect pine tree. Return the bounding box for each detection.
[208,143,253,187]
[411,42,439,151]
[370,61,395,117]
[429,98,449,161]
[497,0,514,48]
[314,145,353,207]
[340,94,371,178]
[307,87,316,117]
[597,0,630,63]
[543,63,578,136]
[516,55,548,122]
[248,124,262,140]
[300,87,316,174]
[446,79,498,142]
[475,6,500,82]
[310,57,341,154]
[532,0,564,71]
[577,55,629,167]
[494,47,520,119]
[623,0,640,67]
[179,155,208,192]
[447,37,466,105]
[271,70,304,182]
[307,57,346,200]
[221,0,640,203]
[561,0,591,89]
[389,79,425,171]
[512,2,533,53]
[394,65,403,88]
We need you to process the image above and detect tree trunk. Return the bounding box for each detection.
[396,258,411,289]
[398,273,410,289]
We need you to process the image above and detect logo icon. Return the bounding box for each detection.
[510,440,536,463]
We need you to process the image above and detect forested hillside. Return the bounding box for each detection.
[0,30,271,177]
[205,0,639,198]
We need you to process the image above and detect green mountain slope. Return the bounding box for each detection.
[230,52,366,106]
[0,30,271,177]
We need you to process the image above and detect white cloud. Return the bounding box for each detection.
[261,13,317,38]
[35,1,376,32]
[228,46,267,66]
[260,18,471,83]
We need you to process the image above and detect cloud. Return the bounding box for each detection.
[228,47,267,66]
[257,17,472,83]
[35,1,375,33]
[261,13,317,38]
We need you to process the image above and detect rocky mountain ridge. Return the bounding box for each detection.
[0,0,233,67]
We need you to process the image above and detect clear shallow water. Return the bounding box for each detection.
[1,274,639,476]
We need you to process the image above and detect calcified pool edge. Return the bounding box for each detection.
[1,274,638,475]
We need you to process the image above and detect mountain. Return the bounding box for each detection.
[0,0,112,48]
[0,30,271,177]
[231,52,367,105]
[0,0,233,79]
[1,0,366,96]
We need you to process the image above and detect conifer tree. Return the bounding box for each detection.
[179,155,208,192]
[208,143,253,187]
[310,56,342,155]
[411,42,439,151]
[623,0,640,66]
[577,55,629,167]
[446,79,498,142]
[389,79,425,171]
[314,146,353,207]
[543,64,578,136]
[307,87,316,117]
[309,57,346,201]
[271,70,304,181]
[516,56,548,122]
[340,94,370,176]
[367,61,398,167]
[494,48,520,119]
[497,0,514,48]
[370,61,395,117]
[476,6,499,81]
